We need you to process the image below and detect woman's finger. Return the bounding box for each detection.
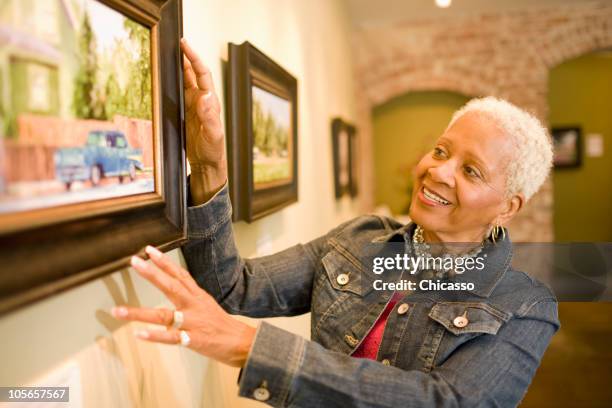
[145,246,202,296]
[111,305,174,326]
[130,256,190,306]
[135,328,184,346]
[183,57,201,114]
[183,56,217,122]
[183,55,198,89]
[180,38,214,92]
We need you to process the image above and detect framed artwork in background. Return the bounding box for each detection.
[226,41,298,222]
[331,118,357,199]
[552,126,582,168]
[0,0,186,314]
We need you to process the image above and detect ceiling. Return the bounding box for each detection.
[343,0,599,26]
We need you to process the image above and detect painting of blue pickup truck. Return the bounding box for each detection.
[0,0,156,216]
[55,130,144,190]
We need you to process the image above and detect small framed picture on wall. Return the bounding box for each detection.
[331,118,357,199]
[226,41,298,222]
[552,126,582,168]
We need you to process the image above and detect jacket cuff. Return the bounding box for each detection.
[186,179,232,239]
[238,321,305,406]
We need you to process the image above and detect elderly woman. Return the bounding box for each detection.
[112,40,559,407]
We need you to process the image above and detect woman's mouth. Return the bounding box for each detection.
[418,186,452,207]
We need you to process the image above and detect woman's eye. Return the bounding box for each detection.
[433,147,445,158]
[465,166,480,178]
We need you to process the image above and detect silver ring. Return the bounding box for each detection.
[203,90,212,100]
[172,310,184,329]
[179,330,191,347]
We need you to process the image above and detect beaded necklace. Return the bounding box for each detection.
[411,224,485,279]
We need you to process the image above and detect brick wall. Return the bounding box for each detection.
[352,0,612,242]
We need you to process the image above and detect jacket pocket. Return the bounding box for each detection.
[321,245,366,297]
[419,302,512,371]
[428,302,510,336]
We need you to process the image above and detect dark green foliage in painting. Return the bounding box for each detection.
[104,73,122,120]
[72,11,105,120]
[252,99,266,152]
[122,19,152,120]
[252,99,288,156]
[72,12,151,122]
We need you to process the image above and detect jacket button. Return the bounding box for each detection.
[253,387,270,401]
[336,273,349,286]
[382,359,391,366]
[397,303,410,315]
[453,312,469,328]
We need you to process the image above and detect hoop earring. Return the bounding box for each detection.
[491,224,505,244]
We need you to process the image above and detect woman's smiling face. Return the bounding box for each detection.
[408,111,523,243]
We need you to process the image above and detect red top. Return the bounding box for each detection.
[351,292,404,360]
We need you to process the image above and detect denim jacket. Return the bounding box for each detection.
[181,184,560,408]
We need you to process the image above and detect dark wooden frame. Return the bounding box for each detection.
[226,41,298,222]
[331,118,357,198]
[552,126,582,169]
[0,0,186,315]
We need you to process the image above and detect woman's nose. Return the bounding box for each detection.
[427,162,455,188]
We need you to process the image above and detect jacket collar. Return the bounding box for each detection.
[372,221,513,298]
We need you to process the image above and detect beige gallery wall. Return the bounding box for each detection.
[0,0,359,407]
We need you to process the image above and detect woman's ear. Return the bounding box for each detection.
[499,193,524,225]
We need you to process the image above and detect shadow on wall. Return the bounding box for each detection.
[10,269,205,407]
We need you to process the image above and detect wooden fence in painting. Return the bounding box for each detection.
[2,143,55,183]
[2,114,154,182]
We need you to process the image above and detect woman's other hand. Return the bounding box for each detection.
[181,39,227,205]
[111,246,256,368]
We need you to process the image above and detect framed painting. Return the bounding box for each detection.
[331,118,357,199]
[226,41,298,222]
[552,126,582,168]
[0,0,186,314]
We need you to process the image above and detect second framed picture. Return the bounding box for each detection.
[331,118,357,199]
[226,42,298,222]
[551,126,582,168]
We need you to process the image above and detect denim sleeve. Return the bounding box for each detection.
[181,182,325,317]
[238,299,559,407]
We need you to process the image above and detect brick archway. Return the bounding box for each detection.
[367,70,489,108]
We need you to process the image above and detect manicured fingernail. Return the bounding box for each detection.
[145,245,162,259]
[131,256,146,269]
[111,306,128,318]
[135,330,149,339]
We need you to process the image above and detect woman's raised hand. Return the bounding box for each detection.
[111,246,256,368]
[180,39,227,204]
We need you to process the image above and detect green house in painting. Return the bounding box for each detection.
[0,0,79,138]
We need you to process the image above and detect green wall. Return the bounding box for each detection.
[372,91,470,214]
[549,52,612,241]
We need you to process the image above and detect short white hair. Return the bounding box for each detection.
[447,96,553,202]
